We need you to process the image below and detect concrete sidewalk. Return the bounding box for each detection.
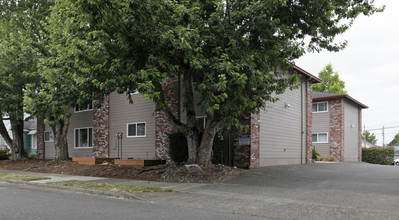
[0,169,207,200]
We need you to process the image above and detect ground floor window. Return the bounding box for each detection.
[127,122,146,137]
[44,131,54,142]
[31,135,37,150]
[312,132,328,143]
[196,116,207,130]
[75,127,93,148]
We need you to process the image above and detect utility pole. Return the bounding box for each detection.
[363,124,366,148]
[382,126,385,147]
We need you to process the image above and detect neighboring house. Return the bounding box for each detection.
[312,92,368,162]
[23,119,38,155]
[362,139,380,148]
[42,64,321,168]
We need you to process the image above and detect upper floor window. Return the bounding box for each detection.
[44,131,54,142]
[75,103,93,113]
[127,122,146,137]
[312,102,328,113]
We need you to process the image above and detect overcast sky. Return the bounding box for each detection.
[296,0,398,146]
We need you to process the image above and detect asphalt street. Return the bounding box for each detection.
[0,182,262,220]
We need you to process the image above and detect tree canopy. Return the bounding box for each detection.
[313,64,347,94]
[43,0,383,166]
[389,134,399,146]
[363,131,377,145]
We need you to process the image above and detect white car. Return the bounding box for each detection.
[394,159,399,166]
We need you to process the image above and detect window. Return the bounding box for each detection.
[44,131,54,142]
[312,133,328,143]
[127,122,146,137]
[75,127,93,148]
[31,135,37,150]
[312,102,328,113]
[75,103,93,112]
[196,116,207,130]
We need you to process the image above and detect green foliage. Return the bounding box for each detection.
[313,64,347,94]
[389,134,399,146]
[312,147,320,160]
[363,131,377,145]
[168,132,189,164]
[0,150,10,160]
[42,0,383,164]
[362,147,394,165]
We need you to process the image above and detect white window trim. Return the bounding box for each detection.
[127,122,146,138]
[74,127,93,148]
[312,101,328,113]
[44,131,54,142]
[312,132,329,143]
[74,104,93,113]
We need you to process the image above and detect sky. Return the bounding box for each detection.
[296,0,398,146]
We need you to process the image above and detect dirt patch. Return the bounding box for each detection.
[0,160,244,183]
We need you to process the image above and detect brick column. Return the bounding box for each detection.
[155,78,179,161]
[93,96,110,157]
[232,112,260,168]
[36,117,45,159]
[329,99,345,161]
[306,82,313,163]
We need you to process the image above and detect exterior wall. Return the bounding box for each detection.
[259,80,305,166]
[44,126,55,159]
[329,99,345,161]
[344,100,360,161]
[23,132,31,152]
[67,108,94,158]
[109,92,156,159]
[358,109,362,161]
[93,96,110,157]
[312,102,330,156]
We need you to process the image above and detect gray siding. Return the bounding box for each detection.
[344,100,360,161]
[44,126,55,159]
[109,92,156,159]
[67,108,94,158]
[312,102,330,156]
[259,81,306,166]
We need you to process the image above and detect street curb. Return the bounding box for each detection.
[0,178,143,200]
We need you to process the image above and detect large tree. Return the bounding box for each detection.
[363,131,377,145]
[48,0,382,166]
[389,134,399,146]
[313,64,347,94]
[0,1,51,160]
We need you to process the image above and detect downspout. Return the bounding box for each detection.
[300,80,303,164]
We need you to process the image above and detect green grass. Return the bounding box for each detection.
[0,173,51,181]
[48,180,173,193]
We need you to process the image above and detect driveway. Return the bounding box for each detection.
[154,163,399,219]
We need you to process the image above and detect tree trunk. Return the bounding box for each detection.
[185,129,200,164]
[52,118,70,161]
[197,119,217,167]
[9,113,26,160]
[36,117,45,159]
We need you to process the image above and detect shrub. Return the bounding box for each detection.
[312,147,320,160]
[0,150,10,160]
[362,147,394,165]
[316,155,340,162]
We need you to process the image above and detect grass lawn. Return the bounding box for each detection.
[0,173,51,181]
[49,180,173,193]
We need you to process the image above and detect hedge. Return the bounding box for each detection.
[0,150,10,160]
[362,147,394,165]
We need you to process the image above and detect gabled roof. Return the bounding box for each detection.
[285,61,322,83]
[312,91,368,109]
